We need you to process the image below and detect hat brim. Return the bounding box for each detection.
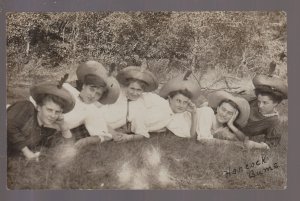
[208,91,250,127]
[30,82,75,113]
[159,74,201,101]
[253,75,288,99]
[76,61,120,104]
[99,77,120,104]
[116,66,158,92]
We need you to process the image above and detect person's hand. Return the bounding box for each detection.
[22,147,40,162]
[244,139,270,150]
[55,114,70,132]
[114,133,133,143]
[213,127,229,136]
[112,132,126,141]
[186,100,197,114]
[101,135,113,142]
[25,151,40,162]
[260,142,270,150]
[228,110,239,127]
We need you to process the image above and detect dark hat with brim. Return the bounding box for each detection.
[159,73,201,101]
[116,66,158,92]
[76,60,120,104]
[208,91,250,127]
[30,81,75,113]
[252,75,288,99]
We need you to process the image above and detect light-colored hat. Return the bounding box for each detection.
[76,61,107,82]
[252,75,288,99]
[76,60,120,104]
[208,91,250,127]
[159,71,201,101]
[30,75,75,113]
[116,66,158,92]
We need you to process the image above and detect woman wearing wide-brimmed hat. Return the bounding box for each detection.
[56,60,120,148]
[196,90,270,149]
[7,77,75,161]
[158,71,202,138]
[99,63,174,142]
[241,74,288,148]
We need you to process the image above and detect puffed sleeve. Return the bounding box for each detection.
[7,101,36,151]
[196,106,215,140]
[84,109,112,141]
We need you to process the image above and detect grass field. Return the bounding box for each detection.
[7,127,287,189]
[6,68,288,190]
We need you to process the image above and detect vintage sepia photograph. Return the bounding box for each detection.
[6,11,288,190]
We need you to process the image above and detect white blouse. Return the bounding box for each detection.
[99,91,173,137]
[100,90,197,138]
[196,106,218,140]
[166,111,192,138]
[60,83,111,140]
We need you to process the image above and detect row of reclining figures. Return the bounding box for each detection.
[7,60,288,161]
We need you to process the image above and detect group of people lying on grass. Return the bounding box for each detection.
[7,60,288,161]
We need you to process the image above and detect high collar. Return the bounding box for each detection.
[262,110,279,117]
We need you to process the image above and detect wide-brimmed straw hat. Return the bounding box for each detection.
[208,91,250,127]
[116,66,158,92]
[252,74,288,99]
[159,71,201,101]
[30,75,75,113]
[76,60,120,104]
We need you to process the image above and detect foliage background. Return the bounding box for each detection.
[7,11,287,96]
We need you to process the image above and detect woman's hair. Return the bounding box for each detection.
[255,88,283,104]
[75,74,107,92]
[218,99,241,127]
[35,93,67,110]
[124,78,148,90]
[218,99,239,111]
[168,89,193,99]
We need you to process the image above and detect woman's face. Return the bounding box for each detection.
[125,81,144,101]
[216,102,237,124]
[257,94,278,115]
[80,84,105,104]
[168,93,190,113]
[37,99,63,126]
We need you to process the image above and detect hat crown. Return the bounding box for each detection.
[253,74,288,99]
[159,72,201,100]
[116,65,158,92]
[76,60,108,81]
